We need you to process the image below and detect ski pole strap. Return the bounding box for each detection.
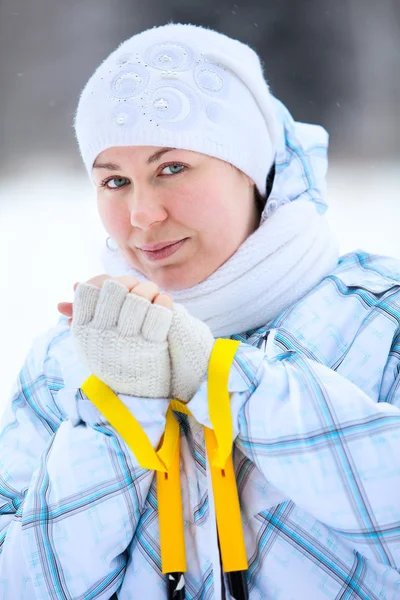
[80,338,248,579]
[207,338,240,470]
[156,430,186,574]
[80,375,177,473]
[204,426,248,572]
[81,376,185,573]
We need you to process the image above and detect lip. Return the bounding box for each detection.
[138,238,188,262]
[138,240,185,252]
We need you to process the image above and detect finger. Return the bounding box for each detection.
[112,275,141,292]
[57,302,73,317]
[142,303,173,343]
[91,279,128,329]
[130,281,160,303]
[73,282,80,292]
[117,293,151,336]
[67,317,72,327]
[72,283,101,326]
[153,293,173,310]
[86,274,112,288]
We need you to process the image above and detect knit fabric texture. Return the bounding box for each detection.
[71,279,215,401]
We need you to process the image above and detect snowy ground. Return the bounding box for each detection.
[1,161,399,407]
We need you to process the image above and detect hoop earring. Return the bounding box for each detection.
[106,237,118,252]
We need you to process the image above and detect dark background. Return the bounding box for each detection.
[1,0,399,175]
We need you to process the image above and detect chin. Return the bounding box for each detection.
[154,274,193,292]
[150,265,199,292]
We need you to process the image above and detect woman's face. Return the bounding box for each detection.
[93,146,259,291]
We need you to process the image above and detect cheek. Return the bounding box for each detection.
[183,176,254,259]
[97,197,131,241]
[176,182,229,232]
[185,192,238,238]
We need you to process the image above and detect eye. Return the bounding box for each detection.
[100,176,130,190]
[160,163,185,176]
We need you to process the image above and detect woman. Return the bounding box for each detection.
[1,23,399,600]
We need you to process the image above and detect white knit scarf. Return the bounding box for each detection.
[102,200,339,337]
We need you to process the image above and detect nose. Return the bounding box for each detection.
[129,188,168,229]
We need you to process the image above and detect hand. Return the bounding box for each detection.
[60,275,174,398]
[58,275,215,402]
[168,304,215,403]
[57,275,172,323]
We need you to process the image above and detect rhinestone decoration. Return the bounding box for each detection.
[161,70,179,79]
[159,54,173,64]
[147,82,198,130]
[153,98,169,110]
[110,105,137,128]
[145,42,192,71]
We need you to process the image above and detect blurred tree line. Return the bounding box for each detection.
[0,0,399,172]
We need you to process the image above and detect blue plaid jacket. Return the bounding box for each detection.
[0,251,399,599]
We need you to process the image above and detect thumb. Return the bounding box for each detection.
[57,302,73,317]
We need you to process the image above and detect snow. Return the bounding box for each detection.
[1,162,399,407]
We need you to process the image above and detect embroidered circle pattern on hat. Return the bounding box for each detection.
[147,81,199,129]
[194,63,228,98]
[110,66,149,100]
[107,41,224,132]
[145,42,193,71]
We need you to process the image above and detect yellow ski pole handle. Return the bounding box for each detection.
[80,338,247,591]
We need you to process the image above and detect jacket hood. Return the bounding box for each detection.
[263,98,329,219]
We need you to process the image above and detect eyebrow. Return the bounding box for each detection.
[147,147,175,164]
[92,148,176,171]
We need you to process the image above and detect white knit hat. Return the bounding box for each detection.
[74,23,279,195]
